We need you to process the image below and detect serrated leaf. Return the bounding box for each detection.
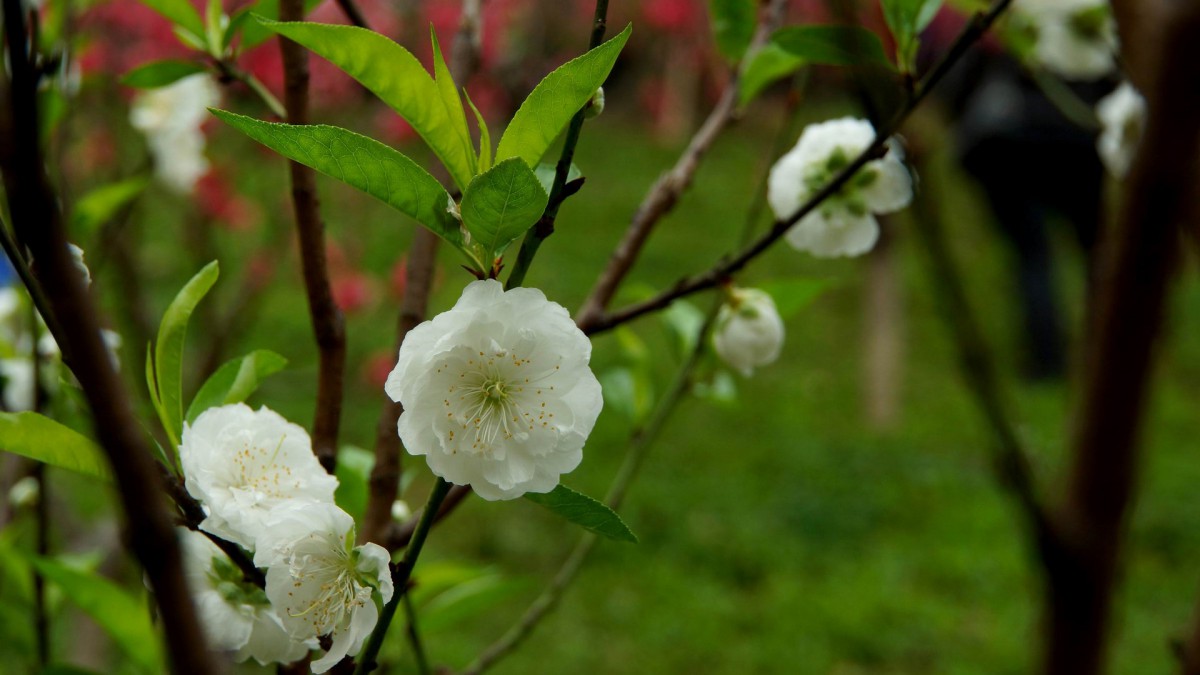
[185,349,288,423]
[533,161,582,195]
[121,60,207,89]
[496,24,632,167]
[770,25,892,68]
[32,558,164,673]
[139,0,205,44]
[739,43,805,106]
[524,484,637,543]
[334,445,374,521]
[757,278,828,318]
[70,177,149,235]
[708,0,757,61]
[257,19,476,190]
[154,261,219,446]
[212,111,462,246]
[460,157,548,258]
[0,412,111,481]
[431,29,476,177]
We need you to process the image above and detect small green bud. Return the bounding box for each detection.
[584,86,605,119]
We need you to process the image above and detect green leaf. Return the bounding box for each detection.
[739,43,805,106]
[138,0,205,45]
[185,350,288,423]
[599,367,654,425]
[121,60,207,89]
[70,177,149,235]
[0,412,111,481]
[757,278,828,318]
[770,25,892,68]
[660,299,706,358]
[495,24,632,167]
[460,157,548,258]
[334,445,374,521]
[154,261,219,446]
[418,574,525,633]
[465,92,492,172]
[212,111,462,246]
[533,161,582,196]
[32,558,164,673]
[524,484,638,543]
[708,0,757,61]
[431,29,476,177]
[257,18,477,190]
[236,0,326,49]
[880,0,944,72]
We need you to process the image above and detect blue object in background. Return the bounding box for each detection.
[0,250,15,287]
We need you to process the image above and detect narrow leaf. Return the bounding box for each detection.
[739,43,805,106]
[32,558,164,673]
[708,0,757,61]
[496,24,632,167]
[524,484,638,543]
[138,0,205,43]
[257,18,477,190]
[460,158,548,258]
[121,60,207,89]
[154,261,219,445]
[236,0,324,49]
[880,0,944,71]
[465,92,492,172]
[212,111,462,245]
[186,349,288,423]
[770,25,892,68]
[431,29,476,177]
[70,176,149,235]
[0,412,111,481]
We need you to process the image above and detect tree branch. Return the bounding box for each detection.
[573,0,785,328]
[279,0,346,473]
[578,0,1016,336]
[0,2,217,671]
[1042,2,1200,673]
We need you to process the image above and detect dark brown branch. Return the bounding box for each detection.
[164,470,265,587]
[363,0,485,548]
[334,0,369,28]
[1042,3,1200,673]
[279,0,346,474]
[0,2,218,671]
[573,0,785,327]
[578,0,1016,336]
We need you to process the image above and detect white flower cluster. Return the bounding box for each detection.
[386,280,603,501]
[1014,0,1116,80]
[713,288,785,377]
[768,117,913,258]
[1095,82,1146,178]
[178,403,393,672]
[130,74,219,195]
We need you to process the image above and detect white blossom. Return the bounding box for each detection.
[68,243,91,286]
[1096,82,1146,178]
[129,74,219,194]
[713,288,785,377]
[180,403,338,549]
[768,117,913,258]
[385,279,603,501]
[1015,0,1116,79]
[254,502,393,674]
[178,528,307,665]
[0,359,34,411]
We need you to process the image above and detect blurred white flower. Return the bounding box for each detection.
[1096,82,1146,178]
[8,475,39,509]
[713,288,785,377]
[0,359,34,411]
[68,243,91,286]
[768,117,912,258]
[1015,0,1116,79]
[390,499,412,522]
[385,279,603,501]
[254,502,393,674]
[129,74,219,194]
[180,403,338,549]
[178,528,307,665]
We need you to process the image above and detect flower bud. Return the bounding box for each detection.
[712,288,784,377]
[584,86,605,119]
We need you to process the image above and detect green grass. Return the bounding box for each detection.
[10,94,1200,674]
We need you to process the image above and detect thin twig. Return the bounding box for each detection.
[363,0,486,548]
[504,0,611,289]
[574,0,786,327]
[1042,3,1200,673]
[334,0,369,28]
[579,0,1016,336]
[0,2,217,671]
[403,592,432,675]
[278,0,346,473]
